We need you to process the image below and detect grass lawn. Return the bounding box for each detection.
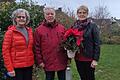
[95,44,120,80]
[1,44,120,80]
[37,44,120,80]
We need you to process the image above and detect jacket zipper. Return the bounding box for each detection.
[15,30,29,48]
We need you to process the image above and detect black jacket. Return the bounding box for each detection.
[82,22,100,61]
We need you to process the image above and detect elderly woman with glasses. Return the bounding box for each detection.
[69,5,101,80]
[2,8,34,80]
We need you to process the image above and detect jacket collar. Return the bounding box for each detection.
[8,25,30,31]
[42,19,58,28]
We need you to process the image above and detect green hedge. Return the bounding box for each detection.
[0,0,44,31]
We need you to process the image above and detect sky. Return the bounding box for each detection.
[16,0,120,19]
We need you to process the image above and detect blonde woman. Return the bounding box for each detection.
[73,5,101,80]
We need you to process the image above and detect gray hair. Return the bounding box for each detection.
[11,8,30,25]
[43,7,55,14]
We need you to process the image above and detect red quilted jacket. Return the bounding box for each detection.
[2,25,34,72]
[34,21,68,71]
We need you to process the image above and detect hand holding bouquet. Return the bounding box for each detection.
[62,28,84,58]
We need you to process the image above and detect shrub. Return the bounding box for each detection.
[0,1,44,31]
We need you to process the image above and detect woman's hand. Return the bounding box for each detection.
[7,70,15,77]
[91,60,98,68]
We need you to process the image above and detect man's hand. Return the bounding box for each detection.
[67,50,76,58]
[39,62,45,68]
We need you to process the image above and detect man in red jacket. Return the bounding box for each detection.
[34,7,68,80]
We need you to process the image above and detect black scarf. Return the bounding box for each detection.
[72,19,91,31]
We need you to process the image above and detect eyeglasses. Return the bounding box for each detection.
[17,16,26,19]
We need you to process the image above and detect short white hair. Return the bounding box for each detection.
[43,7,55,14]
[12,8,30,25]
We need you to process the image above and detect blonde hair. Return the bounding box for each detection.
[77,5,89,14]
[12,8,30,25]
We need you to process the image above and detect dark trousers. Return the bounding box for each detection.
[12,66,33,80]
[75,60,95,80]
[45,69,66,80]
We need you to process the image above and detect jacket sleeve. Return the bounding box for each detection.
[33,28,43,65]
[92,24,101,61]
[2,30,14,72]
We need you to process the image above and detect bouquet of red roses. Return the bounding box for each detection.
[62,28,84,52]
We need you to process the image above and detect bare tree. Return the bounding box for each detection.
[90,5,111,32]
[91,5,110,19]
[64,7,76,19]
